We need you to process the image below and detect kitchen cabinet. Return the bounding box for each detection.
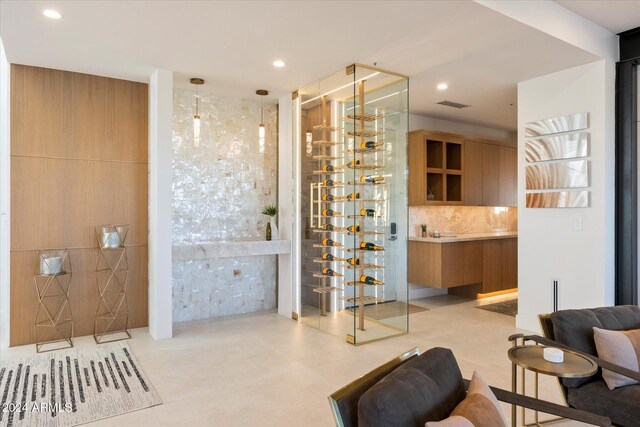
[408,240,483,288]
[408,131,464,206]
[481,238,518,293]
[463,140,483,206]
[464,140,517,207]
[482,143,501,206]
[408,236,517,295]
[409,130,517,207]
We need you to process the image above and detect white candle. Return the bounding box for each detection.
[543,347,564,363]
[102,230,122,248]
[40,256,63,275]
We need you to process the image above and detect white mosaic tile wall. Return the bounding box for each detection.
[172,88,278,321]
[172,256,277,322]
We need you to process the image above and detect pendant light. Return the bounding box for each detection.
[190,78,204,147]
[256,89,268,153]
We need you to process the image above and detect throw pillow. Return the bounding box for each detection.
[426,371,508,427]
[592,326,640,390]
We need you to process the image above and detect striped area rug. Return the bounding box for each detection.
[0,341,160,426]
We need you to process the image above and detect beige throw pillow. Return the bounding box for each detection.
[426,371,508,427]
[593,327,640,390]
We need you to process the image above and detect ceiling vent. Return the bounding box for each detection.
[436,100,470,109]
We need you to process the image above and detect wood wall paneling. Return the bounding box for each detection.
[10,64,148,346]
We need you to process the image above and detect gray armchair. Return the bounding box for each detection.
[532,305,640,427]
[328,347,611,427]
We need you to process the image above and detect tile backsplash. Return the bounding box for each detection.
[409,206,518,236]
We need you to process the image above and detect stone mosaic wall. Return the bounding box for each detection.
[172,88,278,321]
[409,206,518,236]
[172,255,277,322]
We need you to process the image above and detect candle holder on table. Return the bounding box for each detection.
[34,249,73,352]
[94,224,131,343]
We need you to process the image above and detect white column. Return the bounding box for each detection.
[148,69,173,339]
[278,94,296,317]
[0,38,10,348]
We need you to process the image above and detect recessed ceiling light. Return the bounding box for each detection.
[43,9,63,19]
[273,60,285,68]
[437,82,448,90]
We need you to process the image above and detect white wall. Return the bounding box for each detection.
[278,95,294,318]
[517,60,616,332]
[0,38,10,348]
[409,114,516,144]
[148,69,174,340]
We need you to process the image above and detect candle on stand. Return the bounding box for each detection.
[40,256,63,275]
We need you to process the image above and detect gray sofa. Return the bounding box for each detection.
[329,347,610,427]
[539,305,640,427]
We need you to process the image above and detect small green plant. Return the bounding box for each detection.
[262,204,278,217]
[420,224,427,232]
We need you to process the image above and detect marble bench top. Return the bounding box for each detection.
[173,240,291,261]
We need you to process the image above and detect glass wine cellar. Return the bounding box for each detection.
[292,64,409,345]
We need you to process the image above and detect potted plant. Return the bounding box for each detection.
[420,224,428,238]
[262,204,279,241]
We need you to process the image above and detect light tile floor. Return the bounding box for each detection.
[2,293,587,426]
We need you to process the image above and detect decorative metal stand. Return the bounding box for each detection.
[94,224,131,344]
[34,250,73,353]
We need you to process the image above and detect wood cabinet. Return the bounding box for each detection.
[463,140,483,206]
[464,140,517,207]
[408,238,517,295]
[481,238,517,293]
[408,131,464,206]
[409,130,517,207]
[408,240,483,288]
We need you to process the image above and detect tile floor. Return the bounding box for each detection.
[2,293,587,426]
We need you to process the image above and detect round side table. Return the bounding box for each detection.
[508,343,597,427]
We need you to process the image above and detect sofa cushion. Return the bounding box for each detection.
[358,347,466,427]
[426,371,507,427]
[551,305,640,387]
[567,378,640,427]
[593,327,640,389]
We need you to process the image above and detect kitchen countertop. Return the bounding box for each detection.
[409,231,518,243]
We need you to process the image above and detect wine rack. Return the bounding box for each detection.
[296,64,408,345]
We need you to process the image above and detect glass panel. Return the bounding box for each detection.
[295,65,408,344]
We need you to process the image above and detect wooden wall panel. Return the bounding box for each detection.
[10,65,65,157]
[10,64,148,346]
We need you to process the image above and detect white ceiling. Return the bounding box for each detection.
[0,1,604,131]
[556,0,640,34]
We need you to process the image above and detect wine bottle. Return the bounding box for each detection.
[321,253,346,261]
[322,267,343,277]
[347,257,360,265]
[360,175,385,183]
[360,275,383,285]
[347,225,360,233]
[322,224,348,231]
[322,209,341,217]
[360,208,375,217]
[360,141,383,149]
[322,179,343,187]
[322,194,335,201]
[322,165,335,172]
[322,238,341,247]
[346,160,361,168]
[360,241,384,251]
[346,192,360,200]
